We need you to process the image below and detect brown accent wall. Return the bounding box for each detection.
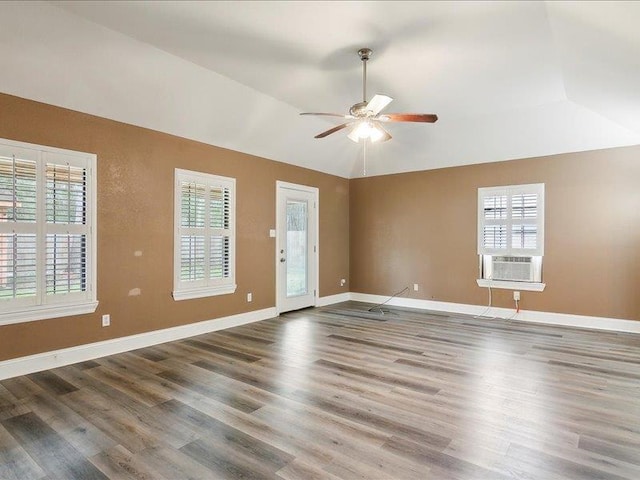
[350,146,640,321]
[0,93,349,361]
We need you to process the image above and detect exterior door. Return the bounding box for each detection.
[276,181,318,313]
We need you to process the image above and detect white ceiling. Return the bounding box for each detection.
[0,1,639,178]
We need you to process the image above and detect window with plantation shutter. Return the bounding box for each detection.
[173,169,236,300]
[477,183,545,289]
[478,183,544,257]
[0,138,97,325]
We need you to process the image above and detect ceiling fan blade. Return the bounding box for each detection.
[315,122,352,138]
[379,113,438,123]
[366,94,393,115]
[300,112,350,119]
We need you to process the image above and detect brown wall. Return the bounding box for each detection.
[350,146,640,321]
[2,90,639,364]
[0,93,349,361]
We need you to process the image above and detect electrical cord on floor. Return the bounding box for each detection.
[367,286,410,314]
[473,285,496,319]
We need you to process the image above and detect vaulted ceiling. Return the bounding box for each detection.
[1,1,639,178]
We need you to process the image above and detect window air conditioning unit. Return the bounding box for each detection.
[491,256,534,282]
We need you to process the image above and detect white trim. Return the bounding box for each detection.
[172,284,237,301]
[275,181,319,192]
[476,279,546,291]
[316,292,351,307]
[0,307,276,381]
[349,292,640,334]
[0,301,99,326]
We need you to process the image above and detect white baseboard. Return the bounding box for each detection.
[316,292,351,307]
[0,307,277,381]
[3,293,639,381]
[349,293,640,334]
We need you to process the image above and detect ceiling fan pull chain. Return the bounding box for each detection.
[363,139,367,176]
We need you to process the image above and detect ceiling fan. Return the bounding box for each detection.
[300,48,438,143]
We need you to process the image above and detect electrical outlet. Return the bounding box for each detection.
[247,292,252,302]
[340,278,346,287]
[413,283,419,292]
[513,291,520,301]
[101,314,110,327]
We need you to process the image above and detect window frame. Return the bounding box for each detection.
[477,183,545,291]
[173,168,236,301]
[477,183,545,257]
[0,138,98,326]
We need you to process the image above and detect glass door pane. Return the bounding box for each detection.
[286,200,307,297]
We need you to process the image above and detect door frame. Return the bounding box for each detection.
[275,181,319,315]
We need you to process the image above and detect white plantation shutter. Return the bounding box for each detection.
[0,149,37,306]
[181,235,205,281]
[210,185,231,280]
[46,234,87,295]
[0,139,97,324]
[478,183,544,256]
[45,161,89,297]
[180,181,206,283]
[174,169,235,300]
[0,234,37,302]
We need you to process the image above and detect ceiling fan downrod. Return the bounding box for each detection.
[350,48,373,117]
[358,47,372,103]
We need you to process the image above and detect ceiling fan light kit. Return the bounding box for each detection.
[300,47,438,143]
[348,121,385,143]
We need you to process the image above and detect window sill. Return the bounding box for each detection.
[476,279,546,292]
[173,284,237,301]
[0,300,100,326]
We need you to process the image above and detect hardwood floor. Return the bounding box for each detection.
[1,301,640,479]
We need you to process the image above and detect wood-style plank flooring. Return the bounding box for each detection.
[1,301,640,479]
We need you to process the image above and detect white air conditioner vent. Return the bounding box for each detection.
[491,256,534,282]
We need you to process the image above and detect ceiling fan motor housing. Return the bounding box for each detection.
[349,101,370,117]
